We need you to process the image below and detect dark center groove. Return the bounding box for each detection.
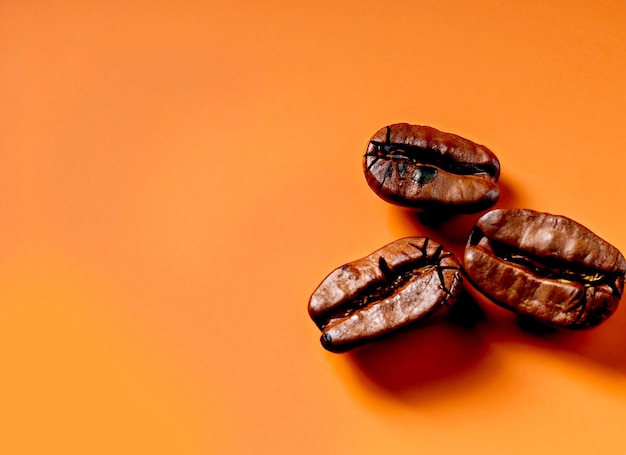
[365,141,497,177]
[469,229,622,297]
[315,251,457,330]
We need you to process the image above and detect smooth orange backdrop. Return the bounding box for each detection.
[1,1,626,453]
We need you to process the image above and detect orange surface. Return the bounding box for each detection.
[1,1,626,453]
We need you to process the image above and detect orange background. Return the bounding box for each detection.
[1,1,626,453]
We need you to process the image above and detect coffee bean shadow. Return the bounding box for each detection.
[492,308,626,374]
[347,291,490,395]
[466,286,626,375]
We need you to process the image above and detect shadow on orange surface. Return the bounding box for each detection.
[347,292,488,394]
[485,300,626,376]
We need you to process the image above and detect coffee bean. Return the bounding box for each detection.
[308,237,463,352]
[363,123,501,212]
[464,208,626,329]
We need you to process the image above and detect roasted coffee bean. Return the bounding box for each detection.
[363,123,501,212]
[308,237,463,352]
[464,208,626,329]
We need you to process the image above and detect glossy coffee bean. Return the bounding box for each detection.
[363,123,501,213]
[308,237,463,352]
[464,208,626,329]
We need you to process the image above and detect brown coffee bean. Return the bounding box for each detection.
[308,237,463,352]
[363,123,501,212]
[464,208,626,329]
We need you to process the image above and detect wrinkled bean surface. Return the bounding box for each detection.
[464,208,626,329]
[363,123,501,212]
[309,237,462,352]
